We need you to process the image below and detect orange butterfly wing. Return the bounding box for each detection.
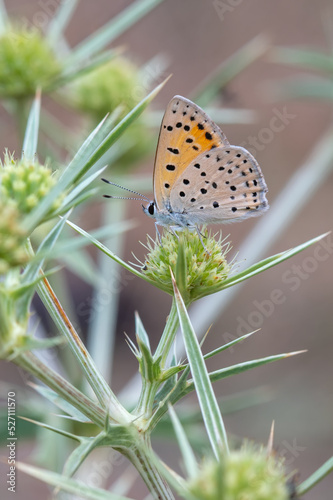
[153,96,230,211]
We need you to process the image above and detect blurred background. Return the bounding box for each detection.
[0,0,332,498]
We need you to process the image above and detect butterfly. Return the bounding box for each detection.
[103,95,268,236]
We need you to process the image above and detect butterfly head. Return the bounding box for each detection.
[142,201,156,219]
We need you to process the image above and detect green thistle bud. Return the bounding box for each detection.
[114,121,153,170]
[73,56,152,168]
[0,272,30,359]
[188,443,291,500]
[0,25,61,98]
[0,152,63,272]
[0,200,28,273]
[142,230,232,304]
[0,152,60,215]
[73,57,142,122]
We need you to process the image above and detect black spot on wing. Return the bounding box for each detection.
[167,147,179,154]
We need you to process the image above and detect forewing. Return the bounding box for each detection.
[153,95,230,210]
[170,146,268,222]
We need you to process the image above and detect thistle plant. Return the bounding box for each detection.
[71,55,152,170]
[0,151,61,213]
[268,43,333,102]
[140,230,233,303]
[0,25,61,99]
[73,57,143,122]
[1,87,330,498]
[0,2,332,500]
[0,1,160,146]
[0,200,27,272]
[186,442,292,500]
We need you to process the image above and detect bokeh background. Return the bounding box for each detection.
[0,1,332,499]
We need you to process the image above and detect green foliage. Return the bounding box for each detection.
[114,120,153,169]
[0,275,29,358]
[74,57,142,122]
[72,56,153,168]
[269,46,333,102]
[172,272,229,456]
[0,25,61,98]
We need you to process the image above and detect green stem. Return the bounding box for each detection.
[134,379,160,420]
[134,300,180,421]
[154,298,179,367]
[12,97,29,145]
[14,351,106,427]
[134,300,181,422]
[37,275,131,424]
[123,436,175,500]
[15,354,174,499]
[87,198,125,387]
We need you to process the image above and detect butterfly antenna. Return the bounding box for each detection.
[103,195,148,201]
[101,178,150,202]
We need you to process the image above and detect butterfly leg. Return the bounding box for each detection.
[155,222,163,245]
[195,225,211,255]
[169,226,180,239]
[197,227,207,239]
[154,223,179,245]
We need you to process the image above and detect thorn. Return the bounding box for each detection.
[266,420,275,456]
[200,324,213,347]
[286,349,308,357]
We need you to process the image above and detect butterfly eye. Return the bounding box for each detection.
[148,202,155,216]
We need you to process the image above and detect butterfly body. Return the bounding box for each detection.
[143,200,196,228]
[143,95,268,230]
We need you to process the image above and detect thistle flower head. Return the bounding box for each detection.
[141,229,232,304]
[0,152,60,214]
[188,443,291,500]
[74,57,143,122]
[0,25,61,98]
[0,152,62,272]
[73,56,152,168]
[0,200,28,273]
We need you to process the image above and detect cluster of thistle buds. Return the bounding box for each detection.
[188,442,295,500]
[0,24,61,98]
[141,229,233,304]
[0,152,60,272]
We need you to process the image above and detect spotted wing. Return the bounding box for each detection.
[153,95,230,211]
[170,146,268,223]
